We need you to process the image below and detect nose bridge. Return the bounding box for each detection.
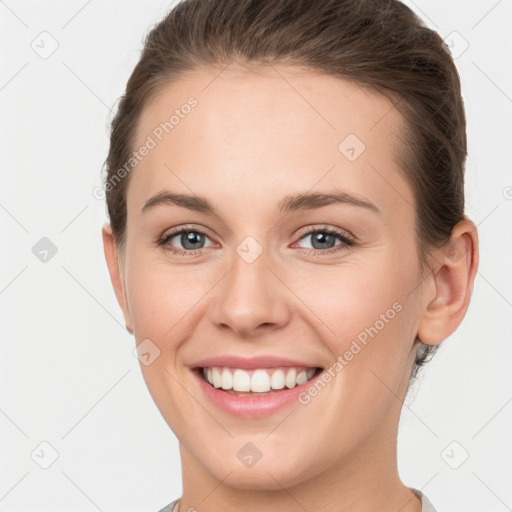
[211,238,290,336]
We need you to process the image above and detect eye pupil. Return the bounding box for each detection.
[311,232,336,250]
[182,231,204,250]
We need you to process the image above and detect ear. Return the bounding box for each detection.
[416,218,479,346]
[102,224,134,334]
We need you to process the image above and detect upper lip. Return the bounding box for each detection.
[191,355,323,370]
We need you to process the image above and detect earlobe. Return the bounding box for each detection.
[101,224,134,334]
[416,219,479,346]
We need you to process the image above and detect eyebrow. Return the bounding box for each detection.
[141,189,380,216]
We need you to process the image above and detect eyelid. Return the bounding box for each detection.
[294,223,354,241]
[160,223,215,241]
[291,226,355,255]
[157,223,355,256]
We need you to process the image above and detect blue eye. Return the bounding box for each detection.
[157,228,214,255]
[156,225,355,257]
[293,227,355,255]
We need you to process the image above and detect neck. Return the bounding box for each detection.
[177,410,421,512]
[177,349,421,512]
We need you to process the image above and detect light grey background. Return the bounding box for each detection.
[1,1,511,511]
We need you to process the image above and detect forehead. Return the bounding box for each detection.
[129,64,412,219]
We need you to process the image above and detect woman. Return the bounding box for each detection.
[101,1,479,510]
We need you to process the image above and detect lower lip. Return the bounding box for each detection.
[192,368,322,418]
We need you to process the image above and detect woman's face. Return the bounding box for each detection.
[109,65,431,488]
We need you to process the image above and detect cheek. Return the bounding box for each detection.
[289,251,418,394]
[124,247,210,337]
[291,258,411,342]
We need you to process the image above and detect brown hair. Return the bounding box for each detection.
[104,0,468,382]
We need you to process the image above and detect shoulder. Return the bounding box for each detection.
[421,494,438,512]
[157,494,438,512]
[411,488,438,512]
[156,498,180,512]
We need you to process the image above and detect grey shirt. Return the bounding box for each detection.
[157,488,437,511]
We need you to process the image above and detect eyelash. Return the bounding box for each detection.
[155,224,355,258]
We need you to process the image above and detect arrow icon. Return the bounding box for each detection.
[31,441,59,469]
[236,236,263,263]
[32,237,58,262]
[237,442,262,467]
[339,134,365,161]
[134,339,161,366]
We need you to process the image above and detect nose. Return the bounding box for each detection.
[209,247,291,338]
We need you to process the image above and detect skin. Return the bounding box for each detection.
[102,64,479,512]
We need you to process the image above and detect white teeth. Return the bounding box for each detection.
[270,369,285,390]
[251,369,271,392]
[233,369,251,391]
[212,368,222,388]
[285,368,296,388]
[221,368,233,390]
[296,370,307,385]
[202,366,318,392]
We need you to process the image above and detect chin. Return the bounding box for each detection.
[205,455,315,491]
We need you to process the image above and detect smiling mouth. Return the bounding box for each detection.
[196,366,323,395]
